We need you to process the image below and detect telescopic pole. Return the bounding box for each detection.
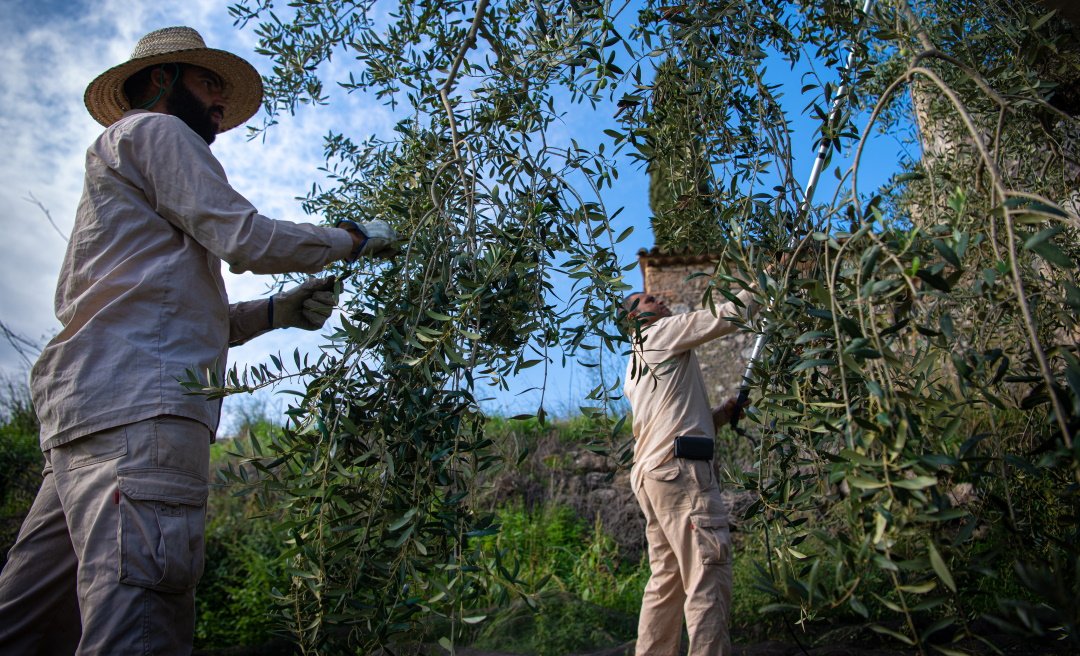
[731,0,875,429]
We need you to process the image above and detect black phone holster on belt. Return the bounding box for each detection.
[674,435,714,461]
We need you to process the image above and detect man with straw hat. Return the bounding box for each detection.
[0,26,397,653]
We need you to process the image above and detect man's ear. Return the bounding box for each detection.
[150,66,171,90]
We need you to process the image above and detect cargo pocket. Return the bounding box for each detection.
[117,467,208,593]
[644,461,681,482]
[691,512,732,566]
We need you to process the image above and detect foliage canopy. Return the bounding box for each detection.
[203,0,1080,652]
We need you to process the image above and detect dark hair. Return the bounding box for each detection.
[622,291,644,313]
[122,62,185,109]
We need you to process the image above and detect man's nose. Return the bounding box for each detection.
[213,87,229,108]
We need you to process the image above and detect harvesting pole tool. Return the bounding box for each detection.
[731,0,875,430]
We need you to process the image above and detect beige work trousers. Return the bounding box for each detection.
[635,458,733,656]
[0,416,210,655]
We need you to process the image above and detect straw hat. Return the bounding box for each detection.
[84,26,263,131]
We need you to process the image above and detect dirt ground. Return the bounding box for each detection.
[197,630,1078,656]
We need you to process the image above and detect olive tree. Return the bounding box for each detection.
[196,0,1080,651]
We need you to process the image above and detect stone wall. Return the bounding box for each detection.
[637,248,755,403]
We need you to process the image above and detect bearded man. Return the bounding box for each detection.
[0,26,397,654]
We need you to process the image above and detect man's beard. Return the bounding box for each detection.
[166,81,222,145]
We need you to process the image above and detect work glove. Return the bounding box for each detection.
[271,277,338,331]
[338,219,401,259]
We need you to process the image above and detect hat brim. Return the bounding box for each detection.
[84,47,263,132]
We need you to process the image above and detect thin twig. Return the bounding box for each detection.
[0,320,39,368]
[439,0,491,162]
[910,49,1008,109]
[24,192,68,242]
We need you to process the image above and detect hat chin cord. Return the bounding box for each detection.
[138,62,180,110]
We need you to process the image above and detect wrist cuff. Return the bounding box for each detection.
[336,220,368,261]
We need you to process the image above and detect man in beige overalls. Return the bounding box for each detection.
[623,289,756,656]
[0,26,398,654]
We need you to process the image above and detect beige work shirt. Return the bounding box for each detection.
[31,110,354,450]
[624,290,755,493]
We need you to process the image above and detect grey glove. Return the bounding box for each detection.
[338,219,401,259]
[271,277,338,331]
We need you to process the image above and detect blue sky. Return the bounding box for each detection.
[0,0,909,429]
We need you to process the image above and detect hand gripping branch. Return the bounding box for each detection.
[732,0,876,430]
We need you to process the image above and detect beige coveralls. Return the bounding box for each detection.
[0,110,354,654]
[624,291,754,656]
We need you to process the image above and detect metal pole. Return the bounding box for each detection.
[732,0,875,428]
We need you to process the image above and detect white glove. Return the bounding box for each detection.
[271,277,338,331]
[339,219,401,259]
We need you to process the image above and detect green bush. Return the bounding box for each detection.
[0,380,42,567]
[571,515,650,615]
[482,502,585,587]
[194,429,289,650]
[467,503,643,653]
[729,532,789,642]
[195,506,286,648]
[470,591,635,656]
